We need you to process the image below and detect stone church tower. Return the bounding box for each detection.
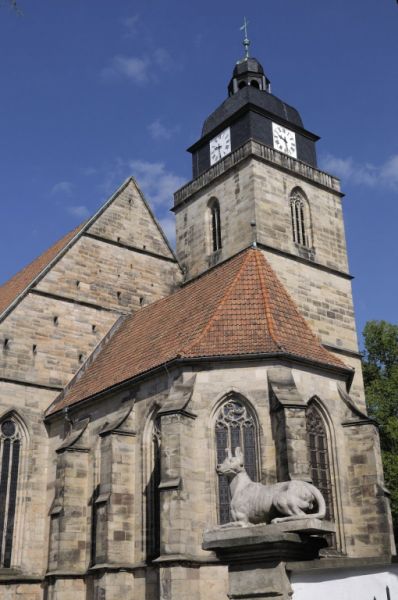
[0,50,396,600]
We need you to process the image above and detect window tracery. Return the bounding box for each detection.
[0,418,21,568]
[306,403,334,522]
[208,198,222,252]
[290,188,310,248]
[215,398,258,524]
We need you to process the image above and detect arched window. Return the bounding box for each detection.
[306,403,334,522]
[250,80,260,89]
[215,397,259,524]
[290,188,310,247]
[143,414,161,560]
[208,198,222,252]
[0,417,21,567]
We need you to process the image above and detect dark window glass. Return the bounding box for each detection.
[215,399,258,524]
[0,419,20,567]
[306,403,336,548]
[145,417,161,560]
[210,200,222,252]
[1,421,15,438]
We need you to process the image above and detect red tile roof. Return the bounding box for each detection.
[0,223,84,318]
[47,248,349,415]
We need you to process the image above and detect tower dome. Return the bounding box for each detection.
[228,57,271,96]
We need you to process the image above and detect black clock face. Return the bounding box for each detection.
[209,128,231,165]
[272,123,297,158]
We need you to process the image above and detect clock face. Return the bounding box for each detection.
[210,127,231,166]
[272,123,297,158]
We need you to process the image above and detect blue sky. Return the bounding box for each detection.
[0,0,397,346]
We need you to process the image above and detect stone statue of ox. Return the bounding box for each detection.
[217,447,326,526]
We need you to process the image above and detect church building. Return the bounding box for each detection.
[0,39,396,600]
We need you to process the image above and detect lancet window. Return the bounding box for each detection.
[209,198,222,252]
[145,416,161,559]
[306,403,334,521]
[290,188,310,247]
[0,417,21,568]
[215,398,258,524]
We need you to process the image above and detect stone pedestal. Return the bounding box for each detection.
[203,520,335,600]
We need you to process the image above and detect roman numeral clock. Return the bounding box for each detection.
[272,123,297,158]
[210,128,231,166]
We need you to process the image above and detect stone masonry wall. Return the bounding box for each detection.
[252,158,348,274]
[175,153,363,403]
[0,178,181,590]
[40,361,393,600]
[175,159,256,279]
[87,178,172,259]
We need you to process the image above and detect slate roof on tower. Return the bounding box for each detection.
[47,248,351,416]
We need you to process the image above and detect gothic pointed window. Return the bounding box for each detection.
[144,415,161,560]
[209,198,222,252]
[215,397,259,524]
[306,403,334,522]
[290,188,310,248]
[0,417,21,568]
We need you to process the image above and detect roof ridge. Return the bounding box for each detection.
[179,250,253,356]
[253,251,285,352]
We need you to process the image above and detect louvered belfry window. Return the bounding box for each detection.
[306,403,334,521]
[290,189,309,247]
[215,398,258,524]
[0,418,21,568]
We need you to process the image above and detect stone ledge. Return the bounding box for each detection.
[203,520,332,563]
[173,139,341,209]
[0,570,43,583]
[204,519,335,549]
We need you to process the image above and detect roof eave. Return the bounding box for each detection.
[45,350,353,421]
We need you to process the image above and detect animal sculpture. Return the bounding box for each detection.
[217,447,326,526]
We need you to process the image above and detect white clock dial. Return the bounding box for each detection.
[272,123,297,158]
[209,127,231,166]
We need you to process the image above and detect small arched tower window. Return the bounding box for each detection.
[290,188,311,248]
[208,198,222,252]
[306,402,334,522]
[215,397,259,524]
[0,417,21,567]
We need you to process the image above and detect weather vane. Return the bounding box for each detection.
[240,16,250,59]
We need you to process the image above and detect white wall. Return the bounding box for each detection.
[292,565,398,600]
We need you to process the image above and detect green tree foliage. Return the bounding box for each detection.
[363,320,398,534]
